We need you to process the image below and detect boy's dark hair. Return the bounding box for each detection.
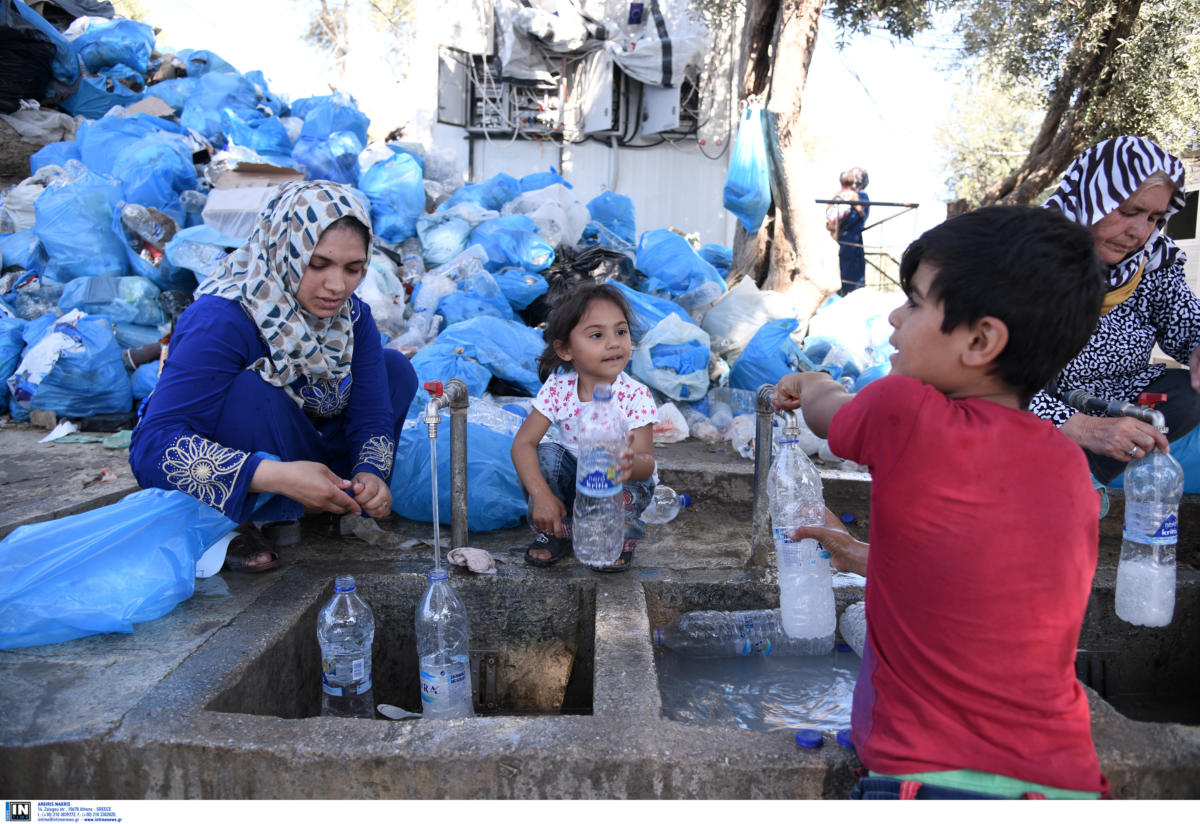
[898,205,1105,406]
[536,281,632,382]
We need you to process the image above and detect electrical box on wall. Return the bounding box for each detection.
[436,48,468,128]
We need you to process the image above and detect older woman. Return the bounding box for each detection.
[1031,136,1200,485]
[129,180,417,570]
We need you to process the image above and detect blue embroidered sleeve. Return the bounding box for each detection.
[345,297,396,482]
[128,297,265,522]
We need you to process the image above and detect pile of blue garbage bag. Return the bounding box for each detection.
[0,4,902,647]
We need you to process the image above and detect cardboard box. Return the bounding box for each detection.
[212,161,305,190]
[202,162,305,239]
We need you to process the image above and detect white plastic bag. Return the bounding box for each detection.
[653,402,689,444]
[500,183,590,249]
[701,277,796,361]
[630,313,711,402]
[356,252,407,339]
[728,414,757,459]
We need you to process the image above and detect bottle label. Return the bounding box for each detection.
[577,468,622,496]
[420,663,469,706]
[321,657,371,696]
[1123,502,1179,546]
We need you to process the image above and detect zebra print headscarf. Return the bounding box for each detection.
[1044,136,1186,290]
[196,180,372,406]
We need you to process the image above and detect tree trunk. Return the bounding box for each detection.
[978,0,1144,206]
[728,0,834,318]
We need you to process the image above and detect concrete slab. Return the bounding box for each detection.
[0,430,1197,799]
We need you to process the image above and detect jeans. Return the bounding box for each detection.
[525,442,654,539]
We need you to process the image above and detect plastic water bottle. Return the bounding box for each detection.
[120,203,169,248]
[572,382,628,567]
[641,486,692,524]
[1116,402,1181,626]
[653,608,833,657]
[317,575,375,718]
[179,189,207,214]
[415,568,475,718]
[838,601,867,658]
[768,412,836,640]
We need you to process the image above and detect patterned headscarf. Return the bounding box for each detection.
[197,180,373,406]
[1044,135,1186,290]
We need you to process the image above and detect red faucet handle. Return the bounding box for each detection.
[1138,392,1168,408]
[424,380,443,397]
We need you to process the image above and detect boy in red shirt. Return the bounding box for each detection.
[774,206,1110,799]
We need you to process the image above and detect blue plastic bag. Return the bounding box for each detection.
[60,74,144,120]
[142,77,197,111]
[34,170,129,281]
[131,361,159,399]
[57,276,164,326]
[390,418,525,531]
[110,132,198,213]
[416,211,473,267]
[0,488,240,650]
[723,107,772,233]
[0,317,27,408]
[698,243,733,278]
[493,270,548,310]
[435,316,545,395]
[440,173,521,213]
[292,131,365,185]
[180,72,262,141]
[220,108,293,162]
[410,342,493,398]
[729,318,807,391]
[437,292,512,328]
[77,113,183,177]
[358,152,425,244]
[110,208,195,292]
[0,231,46,274]
[30,140,81,174]
[586,191,636,245]
[72,17,156,73]
[295,95,370,144]
[608,281,692,342]
[8,0,78,85]
[469,215,554,273]
[636,229,725,298]
[7,311,132,419]
[181,48,239,77]
[113,321,162,349]
[629,313,711,401]
[520,168,571,192]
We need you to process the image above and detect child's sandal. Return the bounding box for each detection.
[592,541,635,573]
[523,533,569,567]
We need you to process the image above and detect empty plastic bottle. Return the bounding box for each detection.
[653,608,833,657]
[178,189,207,214]
[768,412,836,641]
[838,601,867,658]
[120,203,170,249]
[641,486,692,524]
[572,382,628,567]
[1116,396,1181,627]
[317,575,375,718]
[415,568,475,718]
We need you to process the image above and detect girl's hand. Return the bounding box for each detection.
[531,491,568,538]
[351,471,392,519]
[616,433,636,483]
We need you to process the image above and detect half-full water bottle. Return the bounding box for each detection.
[1116,395,1181,627]
[640,486,692,524]
[768,412,836,641]
[653,608,833,657]
[317,575,375,718]
[415,568,475,718]
[572,382,628,567]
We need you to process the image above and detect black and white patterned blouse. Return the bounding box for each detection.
[1030,259,1200,425]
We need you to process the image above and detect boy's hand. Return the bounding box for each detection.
[772,371,838,412]
[531,491,568,538]
[789,508,869,577]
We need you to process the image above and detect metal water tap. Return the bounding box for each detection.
[1064,389,1168,433]
[424,380,449,439]
[421,379,471,548]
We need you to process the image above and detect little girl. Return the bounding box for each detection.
[510,281,658,571]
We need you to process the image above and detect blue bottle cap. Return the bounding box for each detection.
[840,512,856,525]
[836,729,854,749]
[795,729,823,749]
[835,642,853,654]
[678,493,692,508]
[654,628,663,645]
[427,568,449,582]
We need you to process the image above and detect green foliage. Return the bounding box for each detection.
[825,0,948,39]
[110,0,148,23]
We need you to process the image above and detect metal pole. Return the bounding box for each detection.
[749,384,775,568]
[446,379,470,549]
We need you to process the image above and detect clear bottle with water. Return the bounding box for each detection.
[120,203,169,249]
[838,601,867,658]
[653,608,833,657]
[768,411,836,640]
[1116,406,1181,627]
[317,575,375,718]
[415,568,475,718]
[641,486,692,524]
[572,382,628,567]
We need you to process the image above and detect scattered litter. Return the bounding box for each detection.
[39,419,78,442]
[447,546,501,575]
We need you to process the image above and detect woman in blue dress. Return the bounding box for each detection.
[130,180,417,571]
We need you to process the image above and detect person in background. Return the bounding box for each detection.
[130,181,417,572]
[774,205,1110,799]
[826,167,871,295]
[1032,136,1200,489]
